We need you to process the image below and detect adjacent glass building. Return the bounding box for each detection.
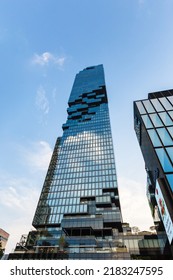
[134,90,173,258]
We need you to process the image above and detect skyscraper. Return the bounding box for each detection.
[33,64,122,242]
[134,90,173,258]
[10,65,125,259]
[8,65,165,260]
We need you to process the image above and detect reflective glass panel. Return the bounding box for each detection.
[159,97,173,110]
[142,100,155,113]
[167,96,173,106]
[141,115,153,128]
[159,112,173,126]
[166,174,173,192]
[166,147,173,163]
[151,99,164,112]
[136,101,146,114]
[149,113,163,127]
[155,148,173,172]
[156,128,173,146]
[148,129,162,147]
[168,111,173,120]
[167,126,173,138]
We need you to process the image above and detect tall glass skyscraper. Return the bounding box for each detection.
[9,65,124,259]
[134,90,173,258]
[32,65,122,239]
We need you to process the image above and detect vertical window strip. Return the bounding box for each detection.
[155,148,173,172]
[159,97,173,111]
[148,129,162,147]
[159,112,173,126]
[166,147,173,165]
[156,127,173,146]
[149,113,163,127]
[142,100,155,113]
[166,174,173,192]
[150,98,164,112]
[136,101,146,114]
[168,111,173,121]
[167,127,173,139]
[167,96,173,106]
[141,115,153,129]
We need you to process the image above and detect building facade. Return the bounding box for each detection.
[134,90,173,258]
[9,65,124,259]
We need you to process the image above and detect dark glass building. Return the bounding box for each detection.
[33,64,123,244]
[134,90,173,258]
[9,65,125,259]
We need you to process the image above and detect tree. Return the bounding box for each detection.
[58,236,68,251]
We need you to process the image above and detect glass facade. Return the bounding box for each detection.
[134,90,173,258]
[30,65,122,258]
[135,95,173,188]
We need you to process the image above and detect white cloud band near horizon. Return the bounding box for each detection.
[0,140,52,253]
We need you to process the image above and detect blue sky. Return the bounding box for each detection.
[1,0,173,253]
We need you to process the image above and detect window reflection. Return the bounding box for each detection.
[155,148,173,172]
[149,113,163,127]
[151,99,164,112]
[166,174,173,192]
[159,97,173,110]
[167,126,173,138]
[141,115,153,129]
[136,101,146,114]
[166,147,173,163]
[148,129,162,147]
[156,128,173,146]
[142,100,155,113]
[159,112,173,126]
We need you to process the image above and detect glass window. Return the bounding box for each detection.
[136,101,146,114]
[155,148,173,172]
[168,111,173,120]
[159,112,173,126]
[166,174,173,192]
[151,99,164,112]
[148,129,162,147]
[141,115,153,128]
[156,128,173,146]
[159,97,173,110]
[167,126,173,138]
[167,96,173,106]
[166,147,173,163]
[149,113,163,127]
[142,100,155,113]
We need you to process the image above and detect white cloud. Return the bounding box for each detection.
[0,140,52,253]
[0,178,38,211]
[52,87,58,102]
[55,56,66,66]
[23,141,52,172]
[32,52,66,67]
[35,85,49,115]
[118,177,154,230]
[0,172,40,253]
